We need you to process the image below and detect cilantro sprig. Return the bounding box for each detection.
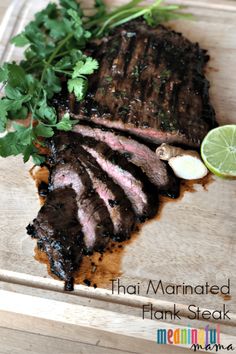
[0,0,191,164]
[86,0,192,37]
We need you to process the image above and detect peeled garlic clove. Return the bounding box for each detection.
[168,155,208,180]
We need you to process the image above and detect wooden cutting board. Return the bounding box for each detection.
[0,1,236,353]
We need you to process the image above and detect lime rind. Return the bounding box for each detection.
[201,125,236,177]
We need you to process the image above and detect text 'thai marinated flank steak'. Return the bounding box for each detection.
[27,21,216,290]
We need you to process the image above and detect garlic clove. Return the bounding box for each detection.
[168,155,208,180]
[156,143,183,161]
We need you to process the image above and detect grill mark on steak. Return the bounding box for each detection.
[123,34,137,76]
[50,161,113,252]
[27,187,84,291]
[84,172,134,241]
[73,124,170,189]
[111,32,132,78]
[83,146,147,216]
[51,132,136,241]
[62,21,216,147]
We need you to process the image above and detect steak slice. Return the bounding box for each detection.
[51,132,136,241]
[61,21,216,147]
[27,187,84,291]
[71,134,159,220]
[73,124,169,189]
[50,161,114,252]
[81,161,135,241]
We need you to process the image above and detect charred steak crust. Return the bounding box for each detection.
[55,21,216,147]
[51,132,136,241]
[27,187,84,291]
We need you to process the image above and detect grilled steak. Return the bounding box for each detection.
[51,132,136,241]
[61,21,216,147]
[75,134,159,220]
[27,187,84,291]
[51,131,158,220]
[73,124,169,189]
[50,161,113,252]
[28,21,216,290]
[28,144,116,289]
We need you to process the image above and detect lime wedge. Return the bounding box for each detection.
[201,125,236,177]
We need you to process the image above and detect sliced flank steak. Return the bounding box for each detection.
[50,161,114,252]
[51,131,158,221]
[76,134,159,221]
[51,132,136,241]
[72,124,169,189]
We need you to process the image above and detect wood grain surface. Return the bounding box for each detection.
[0,1,236,353]
[0,1,11,22]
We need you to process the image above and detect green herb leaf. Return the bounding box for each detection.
[55,56,72,70]
[0,132,25,157]
[8,106,29,120]
[72,57,99,77]
[59,0,81,12]
[56,113,78,131]
[36,93,57,124]
[5,86,23,100]
[0,65,9,82]
[0,100,9,132]
[7,64,26,88]
[11,33,30,47]
[43,68,62,99]
[23,144,34,163]
[13,124,33,146]
[68,77,87,101]
[34,123,54,138]
[32,154,45,165]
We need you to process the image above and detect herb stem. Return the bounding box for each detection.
[31,32,74,119]
[25,62,44,73]
[96,7,145,35]
[53,69,73,75]
[40,32,74,86]
[109,9,148,29]
[85,1,144,28]
[54,50,71,59]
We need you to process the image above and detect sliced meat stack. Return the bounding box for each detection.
[27,130,161,288]
[27,21,216,290]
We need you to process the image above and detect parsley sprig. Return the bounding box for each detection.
[0,0,191,164]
